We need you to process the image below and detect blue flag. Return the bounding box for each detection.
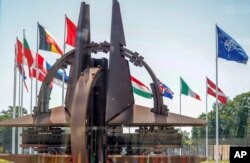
[46,62,69,83]
[158,80,174,99]
[216,25,248,64]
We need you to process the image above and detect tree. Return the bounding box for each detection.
[192,91,250,142]
[0,106,27,153]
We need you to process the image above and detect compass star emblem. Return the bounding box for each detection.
[223,39,237,58]
[224,39,236,52]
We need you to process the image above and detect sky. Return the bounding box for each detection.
[1,0,250,127]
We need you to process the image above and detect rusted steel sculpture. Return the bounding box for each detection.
[0,1,206,163]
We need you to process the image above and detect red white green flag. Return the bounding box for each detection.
[180,77,201,100]
[131,76,152,99]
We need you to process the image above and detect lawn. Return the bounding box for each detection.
[200,161,229,163]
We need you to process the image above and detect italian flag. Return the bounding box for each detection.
[131,76,152,99]
[180,77,201,100]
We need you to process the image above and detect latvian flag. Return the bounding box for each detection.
[207,77,227,104]
[131,76,152,99]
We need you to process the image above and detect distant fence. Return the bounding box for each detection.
[165,145,229,160]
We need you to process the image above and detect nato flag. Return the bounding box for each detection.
[216,25,248,64]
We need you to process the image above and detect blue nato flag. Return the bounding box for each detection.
[216,25,248,64]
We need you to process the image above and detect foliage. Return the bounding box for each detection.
[0,106,27,153]
[179,129,192,145]
[192,92,250,140]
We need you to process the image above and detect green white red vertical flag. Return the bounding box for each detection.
[180,77,201,100]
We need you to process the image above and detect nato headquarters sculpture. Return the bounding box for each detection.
[0,1,206,163]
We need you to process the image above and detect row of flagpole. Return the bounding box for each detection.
[10,11,249,162]
[178,25,249,163]
[11,15,75,154]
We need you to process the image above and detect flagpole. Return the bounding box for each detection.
[180,77,182,115]
[179,77,182,156]
[215,25,219,163]
[62,14,67,106]
[17,61,22,154]
[36,22,39,107]
[18,29,26,155]
[206,77,208,163]
[12,44,17,154]
[23,32,33,115]
[21,29,25,117]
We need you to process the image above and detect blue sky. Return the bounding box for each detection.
[1,0,250,122]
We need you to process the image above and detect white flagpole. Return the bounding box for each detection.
[215,25,219,163]
[18,30,26,155]
[12,44,17,154]
[206,78,208,163]
[17,54,21,154]
[23,32,33,115]
[21,29,25,117]
[179,77,182,156]
[180,77,182,115]
[36,22,39,107]
[62,14,67,105]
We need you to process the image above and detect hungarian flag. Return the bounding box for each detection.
[65,16,76,47]
[207,77,227,104]
[38,23,63,55]
[23,37,34,77]
[131,76,152,99]
[180,77,201,100]
[16,38,23,64]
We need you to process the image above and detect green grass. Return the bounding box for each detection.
[200,161,229,163]
[0,160,10,163]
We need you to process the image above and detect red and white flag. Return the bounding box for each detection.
[31,53,47,82]
[207,77,227,104]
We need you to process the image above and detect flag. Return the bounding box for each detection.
[16,39,28,92]
[207,77,227,104]
[31,54,47,82]
[17,63,29,92]
[180,77,201,100]
[46,62,69,88]
[66,16,76,47]
[38,23,63,55]
[217,25,248,64]
[131,76,152,99]
[16,38,23,64]
[23,37,34,77]
[158,80,174,99]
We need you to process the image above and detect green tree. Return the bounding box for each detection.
[0,106,27,153]
[192,91,250,141]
